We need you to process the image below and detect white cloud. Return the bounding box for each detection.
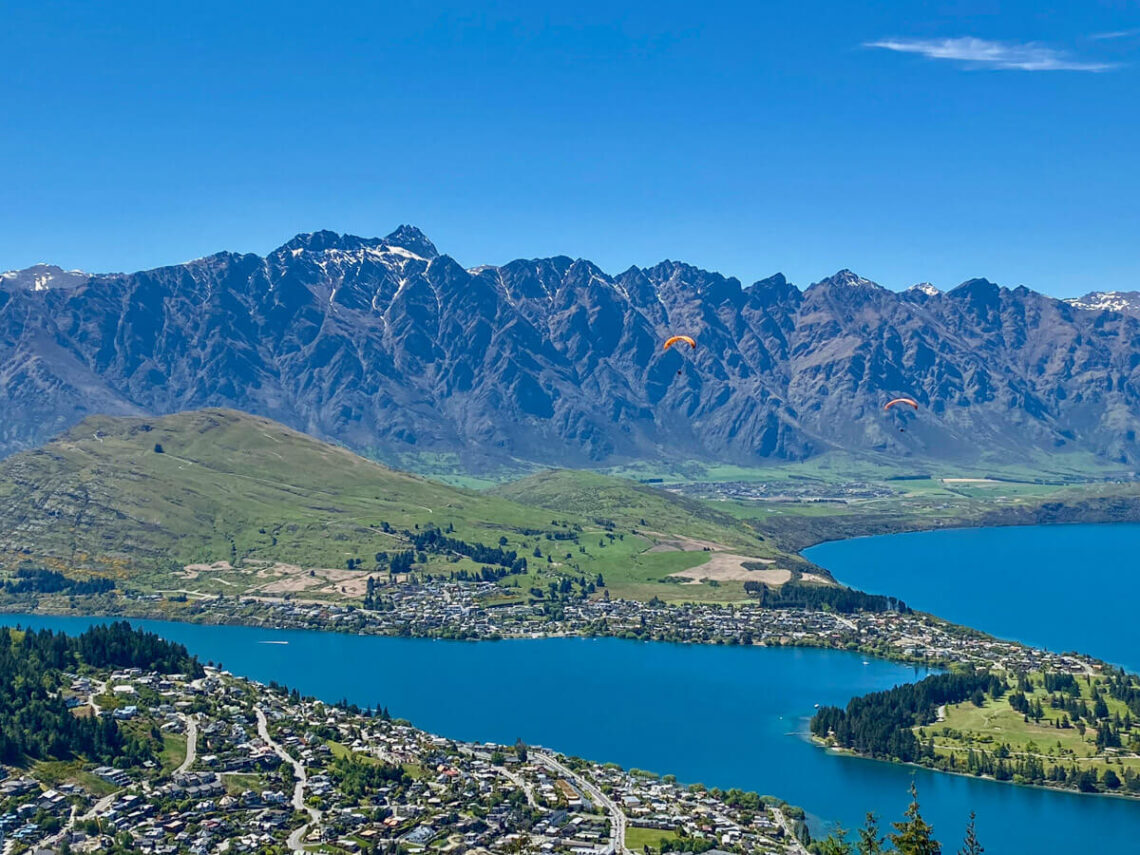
[1090,28,1140,41]
[865,36,1117,71]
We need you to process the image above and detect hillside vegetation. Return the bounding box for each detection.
[0,409,797,604]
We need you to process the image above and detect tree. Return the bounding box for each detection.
[888,783,940,855]
[957,811,983,855]
[857,813,885,855]
[153,443,164,453]
[816,826,852,855]
[514,737,528,762]
[1103,769,1122,790]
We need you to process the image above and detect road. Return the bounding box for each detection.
[41,791,119,849]
[256,707,320,852]
[534,751,629,855]
[456,746,538,807]
[175,714,198,775]
[772,807,810,855]
[81,793,118,822]
[88,678,107,717]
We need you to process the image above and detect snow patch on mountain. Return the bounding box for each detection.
[0,264,88,292]
[908,282,941,296]
[1066,291,1140,316]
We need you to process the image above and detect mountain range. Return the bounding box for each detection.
[4,226,1140,471]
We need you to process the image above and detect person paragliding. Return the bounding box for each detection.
[884,397,919,432]
[663,335,696,375]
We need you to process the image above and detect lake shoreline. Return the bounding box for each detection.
[3,579,1135,804]
[810,736,1140,803]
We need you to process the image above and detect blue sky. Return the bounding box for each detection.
[1,0,1136,296]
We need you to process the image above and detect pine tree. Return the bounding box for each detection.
[957,811,983,855]
[888,783,941,855]
[857,812,885,854]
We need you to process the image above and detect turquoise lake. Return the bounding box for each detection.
[8,599,1140,853]
[805,522,1140,672]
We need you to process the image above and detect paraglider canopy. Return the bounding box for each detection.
[663,335,696,350]
[883,397,919,411]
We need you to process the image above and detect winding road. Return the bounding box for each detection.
[256,707,320,852]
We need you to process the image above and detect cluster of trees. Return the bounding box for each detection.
[744,581,910,614]
[658,835,716,853]
[1105,667,1140,718]
[328,753,409,799]
[811,672,1003,762]
[1042,671,1079,693]
[446,566,522,584]
[812,785,981,855]
[73,622,204,675]
[406,526,527,572]
[517,523,580,541]
[0,622,200,765]
[0,567,115,596]
[526,575,599,601]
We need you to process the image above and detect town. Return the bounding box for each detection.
[0,661,808,855]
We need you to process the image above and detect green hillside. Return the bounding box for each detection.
[0,409,795,603]
[490,469,770,553]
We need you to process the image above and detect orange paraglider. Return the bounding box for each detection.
[884,397,919,432]
[663,335,696,376]
[663,335,696,351]
[883,397,919,411]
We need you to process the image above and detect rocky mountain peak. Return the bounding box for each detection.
[908,282,941,297]
[277,230,370,254]
[950,277,1000,296]
[815,269,882,290]
[384,225,439,259]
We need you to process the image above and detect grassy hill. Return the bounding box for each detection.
[490,469,772,553]
[0,409,797,603]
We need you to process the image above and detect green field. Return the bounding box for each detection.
[160,732,188,773]
[221,772,266,795]
[625,826,679,852]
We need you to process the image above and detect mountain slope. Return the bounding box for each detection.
[0,409,784,600]
[5,227,1140,469]
[0,408,513,569]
